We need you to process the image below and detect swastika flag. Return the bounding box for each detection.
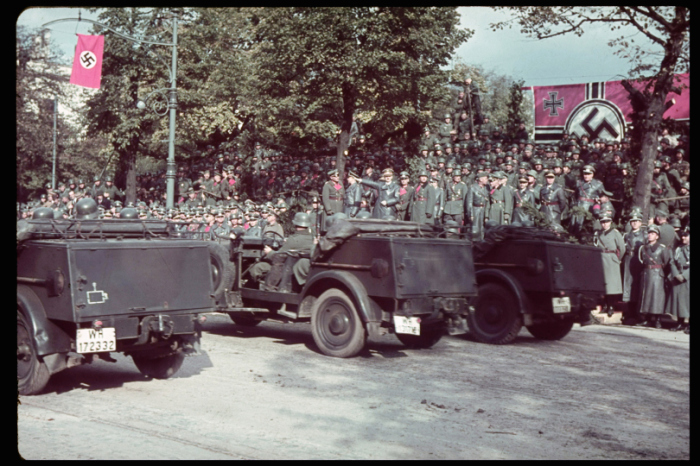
[526,73,689,143]
[70,34,104,89]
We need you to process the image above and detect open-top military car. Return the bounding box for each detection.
[17,207,214,396]
[211,218,605,356]
[210,217,478,358]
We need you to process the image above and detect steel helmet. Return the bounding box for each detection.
[32,207,54,220]
[75,198,99,220]
[119,207,139,219]
[292,212,311,228]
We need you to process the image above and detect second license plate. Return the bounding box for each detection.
[394,316,421,335]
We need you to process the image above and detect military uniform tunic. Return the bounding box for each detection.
[488,185,512,225]
[343,182,363,218]
[322,180,345,215]
[409,182,434,224]
[539,182,568,225]
[358,178,400,219]
[665,243,689,319]
[638,243,672,315]
[622,228,646,303]
[511,188,537,224]
[443,181,467,224]
[465,183,490,240]
[396,184,413,221]
[594,228,626,295]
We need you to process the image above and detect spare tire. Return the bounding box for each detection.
[208,242,236,308]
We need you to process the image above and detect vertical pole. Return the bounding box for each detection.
[166,13,178,209]
[52,97,57,189]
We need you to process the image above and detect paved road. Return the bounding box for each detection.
[17,314,689,460]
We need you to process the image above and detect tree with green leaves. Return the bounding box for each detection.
[490,7,689,221]
[248,7,471,177]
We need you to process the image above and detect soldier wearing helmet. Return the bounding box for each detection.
[250,211,317,290]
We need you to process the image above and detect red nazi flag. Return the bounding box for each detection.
[70,34,104,89]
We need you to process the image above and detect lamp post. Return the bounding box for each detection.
[42,12,179,208]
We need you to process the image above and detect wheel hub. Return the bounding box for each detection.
[328,313,349,335]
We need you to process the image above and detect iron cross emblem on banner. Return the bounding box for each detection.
[543,92,564,117]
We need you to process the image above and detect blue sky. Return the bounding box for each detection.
[17,7,656,87]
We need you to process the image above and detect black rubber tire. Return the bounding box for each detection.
[208,242,236,308]
[395,323,444,349]
[17,310,51,396]
[132,352,185,379]
[228,313,262,327]
[311,289,367,358]
[527,320,574,341]
[468,283,522,344]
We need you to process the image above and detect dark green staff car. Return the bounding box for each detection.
[17,217,215,395]
[211,219,604,357]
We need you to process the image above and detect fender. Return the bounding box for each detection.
[17,284,72,357]
[475,268,529,315]
[301,270,382,323]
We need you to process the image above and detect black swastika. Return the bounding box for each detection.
[80,52,96,68]
[580,107,619,140]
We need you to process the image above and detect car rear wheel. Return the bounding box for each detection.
[468,283,522,344]
[311,289,366,358]
[17,310,50,396]
[209,243,236,308]
[527,320,574,340]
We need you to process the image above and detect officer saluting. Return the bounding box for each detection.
[343,170,363,218]
[571,164,605,236]
[356,168,400,219]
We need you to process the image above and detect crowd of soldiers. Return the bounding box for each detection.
[18,79,689,332]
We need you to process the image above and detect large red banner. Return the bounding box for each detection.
[70,34,104,89]
[527,73,689,143]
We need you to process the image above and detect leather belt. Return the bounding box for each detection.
[473,204,485,207]
[492,200,504,204]
[603,249,618,254]
[327,196,342,200]
[543,202,559,206]
[646,265,663,269]
[580,198,596,202]
[416,197,426,201]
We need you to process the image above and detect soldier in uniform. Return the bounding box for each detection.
[443,170,468,226]
[356,168,400,220]
[408,170,433,224]
[487,171,511,225]
[637,225,672,328]
[428,175,444,225]
[622,212,646,324]
[511,175,537,225]
[396,171,413,221]
[665,228,690,332]
[654,210,677,248]
[322,169,345,218]
[465,172,490,240]
[539,170,568,225]
[594,214,626,316]
[570,164,605,237]
[343,170,363,218]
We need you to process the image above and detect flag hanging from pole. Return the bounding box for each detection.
[70,34,104,89]
[526,73,689,143]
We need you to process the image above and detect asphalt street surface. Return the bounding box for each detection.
[17,314,689,460]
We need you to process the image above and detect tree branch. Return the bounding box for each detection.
[622,7,667,45]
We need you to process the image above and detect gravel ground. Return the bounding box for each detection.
[17,314,689,460]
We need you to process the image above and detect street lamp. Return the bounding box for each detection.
[42,12,179,209]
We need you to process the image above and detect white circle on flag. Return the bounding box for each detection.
[79,51,98,70]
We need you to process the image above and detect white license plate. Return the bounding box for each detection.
[552,297,571,314]
[394,316,421,335]
[76,328,117,353]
